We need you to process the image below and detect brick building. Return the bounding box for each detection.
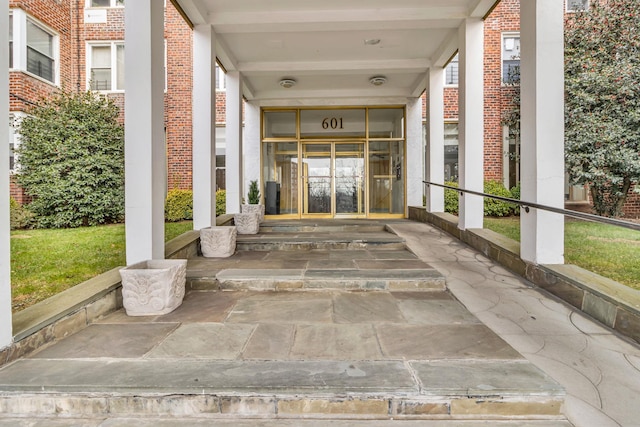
[7,0,640,217]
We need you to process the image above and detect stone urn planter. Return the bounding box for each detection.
[200,226,237,258]
[241,203,265,223]
[234,212,260,234]
[119,259,187,316]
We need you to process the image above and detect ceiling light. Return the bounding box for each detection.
[279,78,296,88]
[369,76,387,86]
[364,39,381,46]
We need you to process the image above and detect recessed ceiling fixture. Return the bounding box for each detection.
[369,76,387,86]
[279,78,296,88]
[364,39,381,45]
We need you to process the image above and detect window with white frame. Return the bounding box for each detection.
[567,0,589,12]
[9,114,20,173]
[502,34,520,85]
[444,122,459,182]
[86,0,124,7]
[445,54,459,86]
[9,10,59,84]
[215,64,226,91]
[88,42,125,91]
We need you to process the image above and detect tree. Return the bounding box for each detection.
[565,0,640,217]
[16,90,125,228]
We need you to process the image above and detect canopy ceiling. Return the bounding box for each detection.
[175,0,499,101]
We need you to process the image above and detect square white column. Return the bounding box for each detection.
[0,0,13,349]
[520,0,565,264]
[124,0,166,265]
[458,18,485,230]
[192,25,217,229]
[243,102,260,198]
[406,97,423,210]
[225,71,243,214]
[426,66,445,213]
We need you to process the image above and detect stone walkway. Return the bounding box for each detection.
[388,222,640,427]
[0,220,639,426]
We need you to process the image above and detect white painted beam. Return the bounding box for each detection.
[457,18,484,230]
[226,71,243,214]
[124,0,166,264]
[426,66,445,213]
[0,0,13,350]
[238,59,430,74]
[520,0,565,264]
[192,24,217,230]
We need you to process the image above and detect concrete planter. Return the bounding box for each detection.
[242,204,265,222]
[119,259,187,316]
[200,226,237,258]
[234,212,260,234]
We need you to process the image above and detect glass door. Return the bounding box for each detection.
[335,143,365,216]
[302,143,332,215]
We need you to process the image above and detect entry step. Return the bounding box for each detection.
[236,231,405,251]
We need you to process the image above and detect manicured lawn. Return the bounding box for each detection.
[10,221,193,312]
[485,217,640,290]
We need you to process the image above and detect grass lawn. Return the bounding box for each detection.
[10,221,193,312]
[485,217,640,290]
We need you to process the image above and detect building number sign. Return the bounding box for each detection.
[321,117,344,130]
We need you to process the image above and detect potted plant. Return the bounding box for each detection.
[119,259,187,316]
[241,180,265,222]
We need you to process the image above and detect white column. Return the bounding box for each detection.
[426,67,445,212]
[124,0,165,265]
[458,18,485,230]
[226,71,243,214]
[192,25,216,229]
[0,0,13,350]
[406,97,423,210]
[243,102,260,198]
[520,0,565,264]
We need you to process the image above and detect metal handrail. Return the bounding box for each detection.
[423,181,640,232]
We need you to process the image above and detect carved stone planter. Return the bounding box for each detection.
[234,212,260,234]
[241,204,265,222]
[119,259,187,316]
[200,226,237,258]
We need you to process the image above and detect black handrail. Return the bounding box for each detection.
[423,181,640,232]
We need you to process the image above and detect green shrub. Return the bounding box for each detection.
[216,189,226,216]
[484,180,515,217]
[247,180,260,204]
[16,89,124,228]
[444,181,459,214]
[165,189,193,222]
[510,182,521,215]
[9,198,34,230]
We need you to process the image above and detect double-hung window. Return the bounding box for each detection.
[88,42,125,91]
[502,34,520,85]
[87,0,124,7]
[8,10,59,85]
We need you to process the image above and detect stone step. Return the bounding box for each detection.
[0,419,575,426]
[259,219,388,234]
[188,268,446,291]
[236,232,405,252]
[0,360,566,421]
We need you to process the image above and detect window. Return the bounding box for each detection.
[567,0,588,12]
[445,54,459,86]
[87,0,124,7]
[215,64,226,91]
[9,115,17,172]
[88,42,125,91]
[502,34,520,84]
[9,11,59,84]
